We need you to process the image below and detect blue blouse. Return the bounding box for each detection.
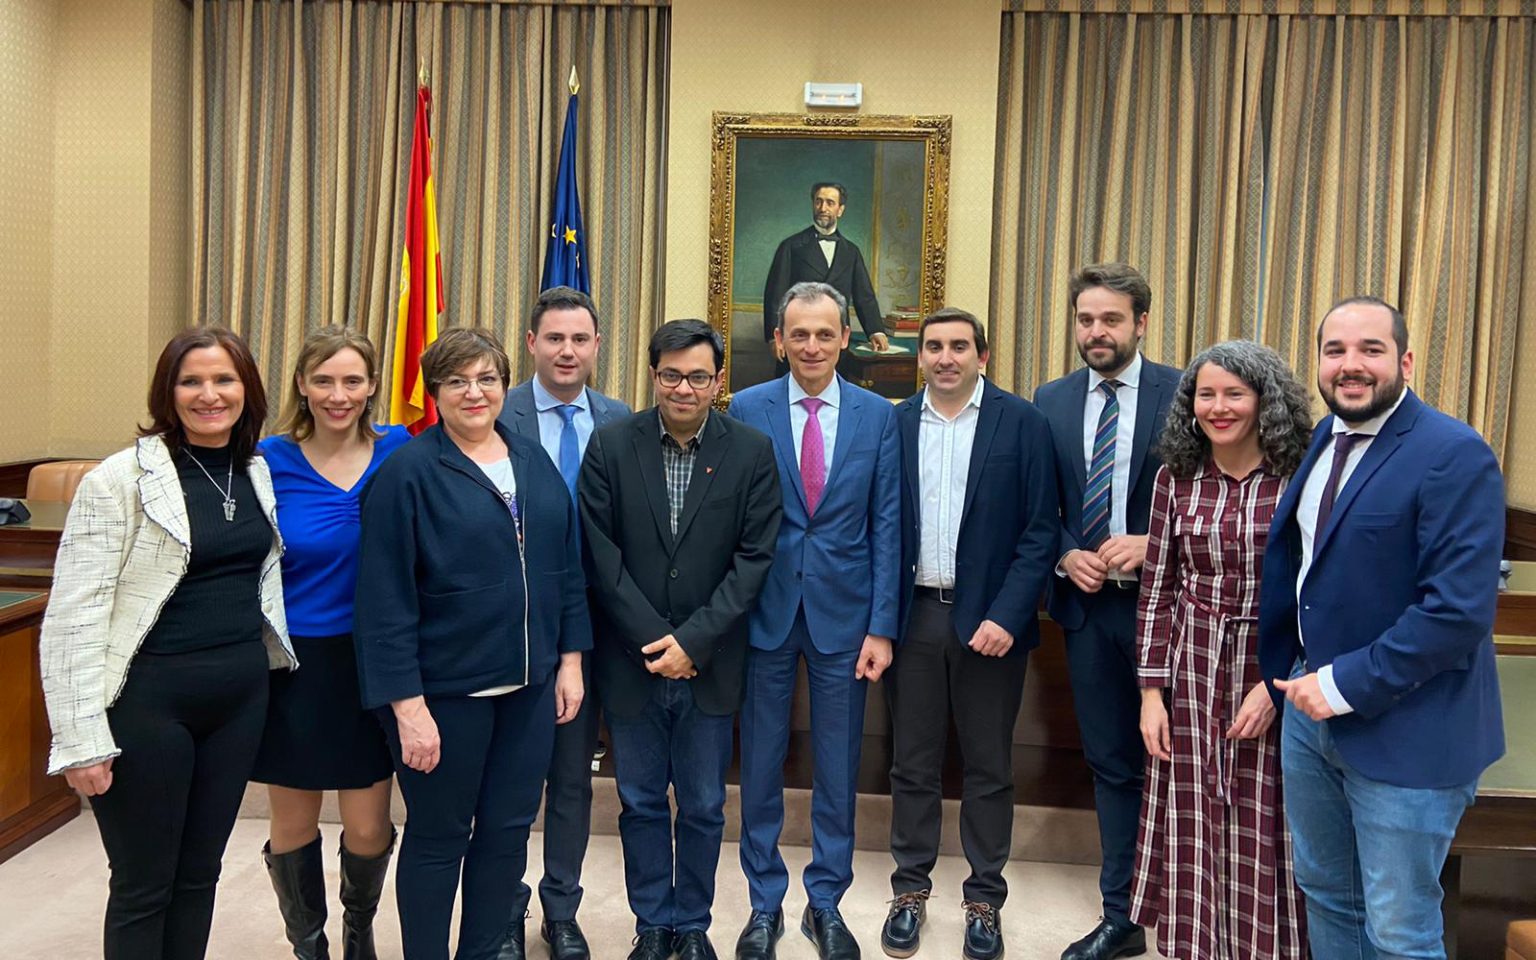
[260,426,411,637]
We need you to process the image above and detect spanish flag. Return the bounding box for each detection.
[390,83,444,435]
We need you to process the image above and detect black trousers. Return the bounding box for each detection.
[511,656,600,923]
[1063,586,1145,923]
[90,640,270,960]
[887,593,1028,907]
[386,678,555,960]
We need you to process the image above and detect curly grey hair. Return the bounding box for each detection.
[1157,339,1313,479]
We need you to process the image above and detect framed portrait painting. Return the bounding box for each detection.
[706,112,951,402]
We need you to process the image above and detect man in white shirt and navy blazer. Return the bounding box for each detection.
[497,286,630,960]
[1033,263,1182,960]
[1258,297,1504,960]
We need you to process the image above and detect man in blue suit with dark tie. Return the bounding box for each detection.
[1258,297,1505,960]
[729,281,901,960]
[1034,263,1182,960]
[880,308,1058,960]
[497,286,631,960]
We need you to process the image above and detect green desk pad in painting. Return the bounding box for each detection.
[0,590,45,611]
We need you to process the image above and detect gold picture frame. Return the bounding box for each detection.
[707,112,952,404]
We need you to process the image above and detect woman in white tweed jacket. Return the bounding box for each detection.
[40,327,297,960]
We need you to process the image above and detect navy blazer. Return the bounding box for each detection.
[894,380,1059,654]
[1033,358,1182,630]
[352,422,592,708]
[497,378,632,441]
[729,374,902,653]
[1257,390,1505,789]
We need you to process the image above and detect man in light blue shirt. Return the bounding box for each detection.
[498,285,630,960]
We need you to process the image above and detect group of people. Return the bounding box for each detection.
[37,262,1505,960]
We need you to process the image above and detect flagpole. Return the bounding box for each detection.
[569,65,579,96]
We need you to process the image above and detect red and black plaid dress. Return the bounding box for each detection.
[1129,463,1307,960]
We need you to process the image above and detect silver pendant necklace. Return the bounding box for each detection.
[185,449,236,521]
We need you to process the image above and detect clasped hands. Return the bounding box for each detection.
[1062,535,1148,594]
[1139,681,1276,761]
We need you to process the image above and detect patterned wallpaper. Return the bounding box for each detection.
[0,0,57,462]
[663,0,1002,321]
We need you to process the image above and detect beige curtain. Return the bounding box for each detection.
[992,9,1535,467]
[191,0,669,413]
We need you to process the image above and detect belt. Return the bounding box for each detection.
[914,585,954,604]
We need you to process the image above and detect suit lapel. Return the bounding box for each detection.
[1314,395,1419,557]
[899,395,921,514]
[673,415,731,547]
[1273,424,1330,535]
[136,437,190,550]
[797,230,832,280]
[1064,369,1089,495]
[823,377,862,493]
[768,378,809,515]
[631,414,676,552]
[959,384,1003,528]
[1128,364,1163,493]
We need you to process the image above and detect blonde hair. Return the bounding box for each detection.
[278,326,385,443]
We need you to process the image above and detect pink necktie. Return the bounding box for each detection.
[800,397,827,515]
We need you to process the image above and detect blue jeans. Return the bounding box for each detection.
[1281,697,1476,960]
[607,677,735,935]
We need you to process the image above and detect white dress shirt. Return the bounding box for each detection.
[1294,387,1409,716]
[916,376,985,589]
[788,374,840,479]
[815,225,837,267]
[531,377,595,465]
[1070,353,1143,583]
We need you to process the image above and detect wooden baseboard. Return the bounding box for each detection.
[0,791,80,866]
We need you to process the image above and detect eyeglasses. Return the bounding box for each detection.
[439,374,505,395]
[656,369,717,390]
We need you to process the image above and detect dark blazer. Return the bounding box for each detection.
[1257,390,1505,788]
[497,379,632,439]
[762,226,887,342]
[1033,358,1182,630]
[729,374,902,654]
[353,422,592,709]
[577,409,783,718]
[895,380,1060,655]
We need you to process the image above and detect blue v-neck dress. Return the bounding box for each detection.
[251,426,410,789]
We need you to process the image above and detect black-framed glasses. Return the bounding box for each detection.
[656,369,716,390]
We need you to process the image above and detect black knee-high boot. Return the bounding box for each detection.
[338,828,395,960]
[264,834,331,960]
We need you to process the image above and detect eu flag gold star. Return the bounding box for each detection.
[563,226,578,245]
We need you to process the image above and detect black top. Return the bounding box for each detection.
[140,443,272,655]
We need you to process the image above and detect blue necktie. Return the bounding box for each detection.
[557,404,580,500]
[1081,379,1120,549]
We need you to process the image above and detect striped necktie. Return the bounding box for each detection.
[1081,379,1121,549]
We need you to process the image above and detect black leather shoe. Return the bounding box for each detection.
[629,929,677,960]
[880,891,928,958]
[676,930,719,960]
[1060,917,1146,960]
[801,905,860,960]
[495,922,525,960]
[542,919,591,960]
[961,901,1003,960]
[735,910,784,960]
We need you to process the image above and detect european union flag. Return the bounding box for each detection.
[541,85,589,294]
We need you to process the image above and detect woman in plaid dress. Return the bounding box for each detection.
[1129,340,1313,959]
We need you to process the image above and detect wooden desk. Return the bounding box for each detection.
[0,588,78,864]
[0,499,67,588]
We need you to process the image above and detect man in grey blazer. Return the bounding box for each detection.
[498,285,631,960]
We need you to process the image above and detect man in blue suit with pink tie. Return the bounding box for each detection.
[1258,296,1505,960]
[729,281,902,960]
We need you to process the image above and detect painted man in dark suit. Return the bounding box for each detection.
[496,285,630,960]
[762,182,891,364]
[578,320,783,960]
[1033,263,1182,960]
[881,308,1059,960]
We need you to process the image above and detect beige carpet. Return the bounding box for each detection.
[0,812,1167,959]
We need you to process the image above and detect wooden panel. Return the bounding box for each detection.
[1508,506,1536,562]
[0,591,79,864]
[0,460,53,500]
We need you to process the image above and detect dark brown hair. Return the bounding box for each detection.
[141,326,268,462]
[918,307,989,355]
[419,328,512,399]
[530,285,600,333]
[278,326,385,443]
[1068,262,1153,319]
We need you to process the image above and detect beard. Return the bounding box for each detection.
[1078,337,1137,374]
[1321,370,1406,423]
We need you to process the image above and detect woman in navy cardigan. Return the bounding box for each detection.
[353,328,591,960]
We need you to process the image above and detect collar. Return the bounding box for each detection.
[1331,386,1409,438]
[813,225,838,240]
[1194,456,1276,483]
[1088,351,1144,391]
[921,375,985,419]
[531,376,588,414]
[789,373,841,410]
[658,408,708,449]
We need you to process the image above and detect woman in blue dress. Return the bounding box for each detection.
[252,326,410,960]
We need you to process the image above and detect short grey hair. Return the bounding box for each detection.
[1157,339,1314,479]
[777,281,848,331]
